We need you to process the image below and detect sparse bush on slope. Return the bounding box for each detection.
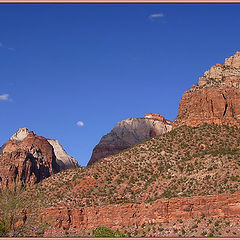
[93,226,125,237]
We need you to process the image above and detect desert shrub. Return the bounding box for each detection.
[0,221,7,237]
[93,226,125,237]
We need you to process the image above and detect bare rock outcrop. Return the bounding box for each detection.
[87,114,172,166]
[47,139,79,170]
[10,127,29,141]
[174,51,240,128]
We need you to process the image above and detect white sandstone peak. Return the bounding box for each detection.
[47,139,79,170]
[10,127,31,141]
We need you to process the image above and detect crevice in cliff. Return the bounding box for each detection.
[67,209,72,224]
[210,100,214,116]
[223,103,228,117]
[222,93,228,117]
[22,209,27,224]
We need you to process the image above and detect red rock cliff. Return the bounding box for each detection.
[39,191,240,237]
[174,51,240,128]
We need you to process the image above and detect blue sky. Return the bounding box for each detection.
[1,3,240,166]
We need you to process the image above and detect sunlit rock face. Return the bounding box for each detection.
[174,51,240,128]
[88,114,172,166]
[47,139,79,170]
[10,127,29,141]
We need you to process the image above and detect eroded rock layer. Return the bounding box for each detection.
[174,51,240,128]
[39,192,240,237]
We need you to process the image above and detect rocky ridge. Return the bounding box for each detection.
[88,113,172,166]
[174,51,240,128]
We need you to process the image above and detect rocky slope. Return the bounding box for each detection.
[88,113,172,165]
[3,124,240,237]
[174,51,240,128]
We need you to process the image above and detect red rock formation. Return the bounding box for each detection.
[144,113,167,123]
[9,127,79,171]
[174,51,240,128]
[39,191,240,236]
[0,131,60,190]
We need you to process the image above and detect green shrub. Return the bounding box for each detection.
[93,226,125,237]
[0,221,7,237]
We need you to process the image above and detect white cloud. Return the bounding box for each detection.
[76,121,84,127]
[0,42,3,48]
[0,94,10,101]
[149,13,164,20]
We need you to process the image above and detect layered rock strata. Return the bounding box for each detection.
[40,191,240,236]
[174,51,240,128]
[88,114,172,166]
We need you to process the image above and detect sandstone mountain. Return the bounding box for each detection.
[0,131,60,190]
[8,127,78,171]
[174,51,240,128]
[0,128,79,190]
[88,113,172,166]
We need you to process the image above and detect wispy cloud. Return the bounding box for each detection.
[7,47,15,51]
[0,42,15,51]
[0,94,10,101]
[76,121,84,127]
[149,13,164,20]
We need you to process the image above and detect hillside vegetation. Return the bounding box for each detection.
[1,124,240,237]
[23,124,240,206]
